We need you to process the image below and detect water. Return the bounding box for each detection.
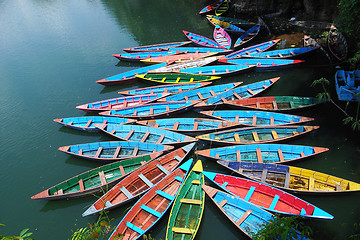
[0,0,359,239]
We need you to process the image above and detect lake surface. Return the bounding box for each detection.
[1,0,359,239]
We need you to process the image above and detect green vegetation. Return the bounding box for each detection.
[252,215,312,240]
[0,223,34,240]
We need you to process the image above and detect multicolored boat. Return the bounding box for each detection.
[157,82,242,102]
[168,47,229,54]
[223,96,325,111]
[53,116,135,131]
[244,47,319,59]
[183,30,225,49]
[135,73,220,84]
[196,144,328,164]
[82,143,195,217]
[234,24,261,48]
[108,159,193,240]
[199,0,223,15]
[195,78,279,108]
[118,82,212,96]
[122,41,191,53]
[206,15,256,26]
[75,94,168,113]
[165,160,205,240]
[99,101,199,120]
[218,161,360,194]
[198,110,314,126]
[141,52,217,64]
[213,25,231,49]
[206,15,245,34]
[95,124,197,146]
[96,63,168,86]
[179,64,255,76]
[219,58,305,70]
[196,125,319,145]
[215,0,229,16]
[203,171,333,219]
[202,185,309,239]
[58,141,173,162]
[112,51,181,62]
[135,118,240,136]
[30,153,162,200]
[224,39,280,59]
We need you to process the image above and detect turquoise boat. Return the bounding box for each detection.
[245,46,319,59]
[219,58,305,70]
[196,143,328,164]
[122,41,191,53]
[206,15,255,25]
[179,64,255,76]
[224,39,280,59]
[113,51,181,62]
[234,24,261,48]
[183,30,225,49]
[168,47,229,54]
[335,70,360,102]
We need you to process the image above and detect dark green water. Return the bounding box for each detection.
[1,0,359,239]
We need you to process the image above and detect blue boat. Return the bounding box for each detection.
[245,47,319,59]
[118,82,212,96]
[168,47,229,54]
[206,15,245,34]
[234,24,261,48]
[335,70,360,101]
[224,39,280,59]
[53,116,135,131]
[135,117,241,135]
[58,141,173,162]
[183,30,225,49]
[199,109,314,126]
[202,185,309,239]
[195,78,279,108]
[113,51,181,62]
[122,41,191,53]
[179,64,255,76]
[96,62,168,86]
[99,101,198,119]
[219,58,304,70]
[203,171,333,219]
[196,143,329,163]
[206,15,255,26]
[158,82,242,102]
[95,123,197,146]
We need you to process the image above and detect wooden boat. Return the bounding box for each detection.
[123,41,191,53]
[75,94,168,113]
[58,141,173,163]
[99,101,199,120]
[168,47,229,54]
[135,118,241,136]
[30,153,162,200]
[207,15,256,26]
[141,52,218,64]
[234,24,261,48]
[196,144,328,164]
[96,62,168,86]
[219,58,305,70]
[202,185,308,239]
[218,161,360,194]
[118,82,212,96]
[304,35,332,64]
[198,110,314,127]
[157,82,243,102]
[224,39,280,59]
[215,0,229,16]
[327,24,348,61]
[165,160,205,240]
[195,78,279,108]
[179,64,255,76]
[243,47,319,59]
[135,73,220,84]
[199,0,223,15]
[183,30,225,49]
[206,15,245,34]
[108,159,193,240]
[95,124,197,146]
[335,70,360,102]
[203,171,333,219]
[112,51,182,62]
[196,125,319,145]
[223,96,325,111]
[53,116,135,131]
[82,143,196,216]
[213,25,231,49]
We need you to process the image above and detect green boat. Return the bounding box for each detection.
[165,160,205,240]
[136,73,220,84]
[30,153,162,200]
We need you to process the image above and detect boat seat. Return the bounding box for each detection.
[156,190,175,200]
[191,179,201,185]
[172,227,195,235]
[236,210,252,226]
[180,198,202,205]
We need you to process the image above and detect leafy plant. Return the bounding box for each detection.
[0,223,34,240]
[336,0,360,38]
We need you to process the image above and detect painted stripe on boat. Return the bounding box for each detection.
[138,174,154,188]
[140,205,162,218]
[269,195,280,210]
[244,186,256,201]
[126,222,145,235]
[156,190,175,200]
